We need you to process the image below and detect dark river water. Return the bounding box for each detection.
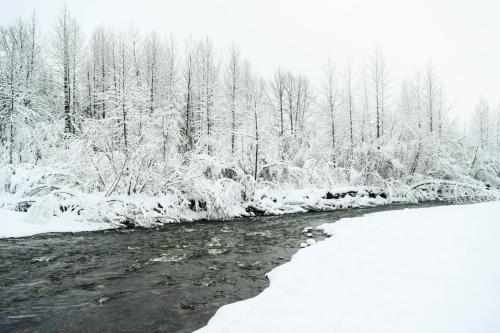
[0,203,440,333]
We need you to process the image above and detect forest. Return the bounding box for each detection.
[1,9,499,227]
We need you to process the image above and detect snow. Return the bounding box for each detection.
[196,202,500,333]
[1,162,498,237]
[0,164,399,237]
[0,209,112,238]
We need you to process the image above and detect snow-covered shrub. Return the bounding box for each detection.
[406,180,499,203]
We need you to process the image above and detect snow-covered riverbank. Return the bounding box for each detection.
[0,185,496,239]
[196,202,500,333]
[0,188,390,239]
[1,159,498,239]
[0,209,111,238]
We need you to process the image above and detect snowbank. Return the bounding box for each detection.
[0,209,112,238]
[0,162,497,238]
[0,187,387,238]
[196,202,500,333]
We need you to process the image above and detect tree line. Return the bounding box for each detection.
[1,9,499,196]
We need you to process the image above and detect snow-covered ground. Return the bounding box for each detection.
[196,202,500,333]
[0,209,112,238]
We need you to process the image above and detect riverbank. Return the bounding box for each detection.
[0,186,394,238]
[1,183,497,239]
[196,202,500,333]
[1,162,498,238]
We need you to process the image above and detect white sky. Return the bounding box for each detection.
[1,0,499,120]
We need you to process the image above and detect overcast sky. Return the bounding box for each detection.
[1,0,499,120]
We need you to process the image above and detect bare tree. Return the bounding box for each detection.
[271,69,286,138]
[322,58,338,159]
[413,71,423,131]
[370,46,388,139]
[52,6,73,133]
[182,39,196,151]
[345,60,355,156]
[473,98,491,149]
[359,68,371,143]
[145,31,161,115]
[285,71,296,135]
[70,20,82,132]
[0,25,17,163]
[424,62,437,133]
[0,15,44,163]
[197,37,219,154]
[249,74,265,180]
[224,44,241,155]
[116,30,131,150]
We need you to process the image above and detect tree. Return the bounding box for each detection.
[52,7,74,133]
[370,46,388,139]
[197,37,219,154]
[69,20,82,131]
[285,71,296,135]
[248,72,266,180]
[359,68,371,143]
[0,24,18,163]
[271,69,286,138]
[424,62,437,134]
[181,39,196,152]
[145,31,161,115]
[115,30,132,150]
[345,61,355,155]
[0,14,45,163]
[472,98,491,149]
[412,71,423,131]
[224,44,241,156]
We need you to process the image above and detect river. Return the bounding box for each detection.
[0,203,440,333]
